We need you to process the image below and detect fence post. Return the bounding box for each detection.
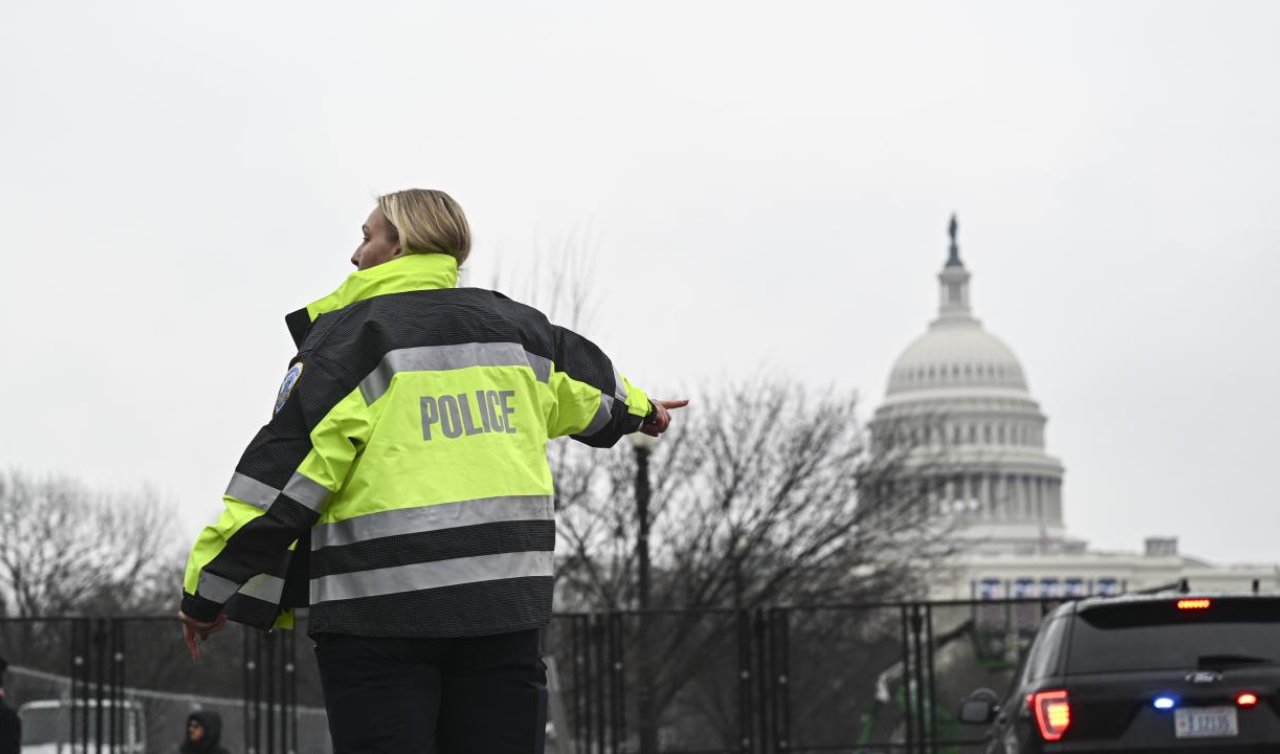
[923,604,938,754]
[897,606,913,754]
[242,629,250,754]
[69,619,86,751]
[609,612,626,754]
[266,629,276,752]
[736,609,752,754]
[285,630,298,754]
[569,616,585,752]
[910,604,930,754]
[753,609,772,753]
[593,614,608,753]
[244,627,263,754]
[92,618,107,754]
[111,618,124,749]
[768,608,791,754]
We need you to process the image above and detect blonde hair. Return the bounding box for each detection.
[377,189,472,266]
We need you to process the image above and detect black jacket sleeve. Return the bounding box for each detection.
[547,325,651,448]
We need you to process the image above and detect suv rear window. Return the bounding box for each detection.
[1065,598,1280,675]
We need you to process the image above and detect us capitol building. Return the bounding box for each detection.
[871,218,1278,599]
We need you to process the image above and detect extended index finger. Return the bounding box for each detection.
[182,623,200,662]
[656,399,689,410]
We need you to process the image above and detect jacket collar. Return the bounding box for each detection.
[285,253,459,347]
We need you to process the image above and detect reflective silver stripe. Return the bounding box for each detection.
[283,472,330,512]
[360,342,552,403]
[310,550,554,604]
[579,393,614,437]
[238,574,286,604]
[313,495,553,551]
[197,571,239,603]
[227,471,328,513]
[613,368,628,402]
[225,472,278,510]
[528,353,552,384]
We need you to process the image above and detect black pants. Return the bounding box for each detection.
[314,629,547,754]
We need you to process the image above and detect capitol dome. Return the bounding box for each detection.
[887,323,1028,396]
[871,217,1068,554]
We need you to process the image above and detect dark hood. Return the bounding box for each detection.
[182,710,223,752]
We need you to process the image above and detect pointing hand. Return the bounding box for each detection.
[641,399,689,437]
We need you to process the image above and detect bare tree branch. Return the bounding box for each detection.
[549,379,962,745]
[0,471,182,617]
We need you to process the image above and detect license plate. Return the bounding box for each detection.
[1175,707,1239,738]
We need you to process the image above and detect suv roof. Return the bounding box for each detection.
[1057,591,1279,614]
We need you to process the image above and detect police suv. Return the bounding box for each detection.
[960,592,1280,752]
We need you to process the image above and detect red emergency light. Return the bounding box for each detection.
[1031,689,1071,741]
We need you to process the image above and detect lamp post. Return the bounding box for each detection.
[631,432,657,612]
[630,431,658,754]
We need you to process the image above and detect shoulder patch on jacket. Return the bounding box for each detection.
[275,362,304,415]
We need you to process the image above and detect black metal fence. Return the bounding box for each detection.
[547,599,1063,754]
[0,615,329,754]
[0,599,1061,754]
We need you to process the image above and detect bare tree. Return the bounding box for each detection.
[554,381,953,610]
[547,380,962,748]
[0,471,181,618]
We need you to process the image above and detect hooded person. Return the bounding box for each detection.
[180,710,228,754]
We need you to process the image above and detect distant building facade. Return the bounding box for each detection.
[870,218,1279,598]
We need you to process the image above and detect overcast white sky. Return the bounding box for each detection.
[1,1,1277,565]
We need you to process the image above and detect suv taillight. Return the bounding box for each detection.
[1031,689,1071,741]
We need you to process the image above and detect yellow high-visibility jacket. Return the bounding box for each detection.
[182,253,652,636]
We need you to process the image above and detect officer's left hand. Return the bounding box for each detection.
[178,610,227,662]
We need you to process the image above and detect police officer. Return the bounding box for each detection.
[177,189,686,753]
